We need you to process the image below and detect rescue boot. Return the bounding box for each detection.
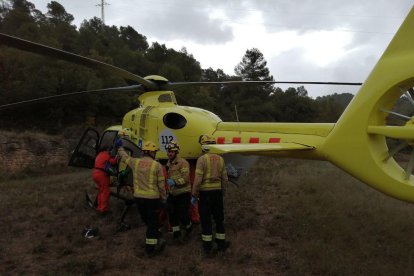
[172,225,182,242]
[185,222,193,235]
[173,230,181,240]
[155,238,166,254]
[145,245,156,257]
[216,239,231,252]
[202,241,213,254]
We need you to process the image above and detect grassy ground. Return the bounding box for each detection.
[1,157,414,275]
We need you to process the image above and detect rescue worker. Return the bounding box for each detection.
[117,140,167,256]
[165,141,193,240]
[93,145,117,214]
[191,135,230,254]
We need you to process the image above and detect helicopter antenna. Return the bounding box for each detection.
[95,0,110,25]
[234,105,241,134]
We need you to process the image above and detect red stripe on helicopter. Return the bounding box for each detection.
[249,137,259,143]
[269,138,280,143]
[232,137,241,143]
[217,137,226,144]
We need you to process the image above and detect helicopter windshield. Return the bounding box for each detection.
[158,94,175,103]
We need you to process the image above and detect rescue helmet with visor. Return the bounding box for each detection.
[142,141,159,151]
[165,141,180,152]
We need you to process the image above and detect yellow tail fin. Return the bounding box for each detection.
[322,6,414,202]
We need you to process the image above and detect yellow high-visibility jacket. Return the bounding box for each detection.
[166,156,191,196]
[193,153,228,193]
[118,148,166,200]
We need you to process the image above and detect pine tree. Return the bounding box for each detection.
[230,48,275,121]
[235,48,273,82]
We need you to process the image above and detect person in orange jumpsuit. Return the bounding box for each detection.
[93,145,117,214]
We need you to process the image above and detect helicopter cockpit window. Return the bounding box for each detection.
[121,138,143,158]
[158,94,173,103]
[68,127,99,169]
[99,131,118,150]
[163,112,187,129]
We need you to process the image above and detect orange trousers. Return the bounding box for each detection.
[93,171,110,213]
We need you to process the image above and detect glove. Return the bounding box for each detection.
[191,195,198,205]
[167,178,175,187]
[119,169,129,178]
[114,138,123,148]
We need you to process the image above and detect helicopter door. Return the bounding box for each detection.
[100,128,143,158]
[99,130,118,152]
[118,138,143,158]
[68,127,100,168]
[69,127,143,169]
[115,137,143,188]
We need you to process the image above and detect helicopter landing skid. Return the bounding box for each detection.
[85,188,134,231]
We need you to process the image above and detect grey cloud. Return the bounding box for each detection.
[132,5,234,44]
[32,0,235,44]
[32,0,412,47]
[257,0,412,98]
[267,46,375,98]
[112,0,247,44]
[236,0,411,37]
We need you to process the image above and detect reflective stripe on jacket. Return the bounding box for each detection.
[166,156,190,196]
[193,153,228,192]
[118,148,166,200]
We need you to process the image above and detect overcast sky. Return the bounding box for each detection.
[29,0,414,98]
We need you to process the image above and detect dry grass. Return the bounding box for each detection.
[2,158,414,275]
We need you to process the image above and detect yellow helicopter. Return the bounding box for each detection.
[2,6,414,205]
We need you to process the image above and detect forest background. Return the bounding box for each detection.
[0,0,355,132]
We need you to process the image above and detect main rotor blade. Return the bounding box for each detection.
[0,85,144,110]
[0,33,157,91]
[165,80,363,89]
